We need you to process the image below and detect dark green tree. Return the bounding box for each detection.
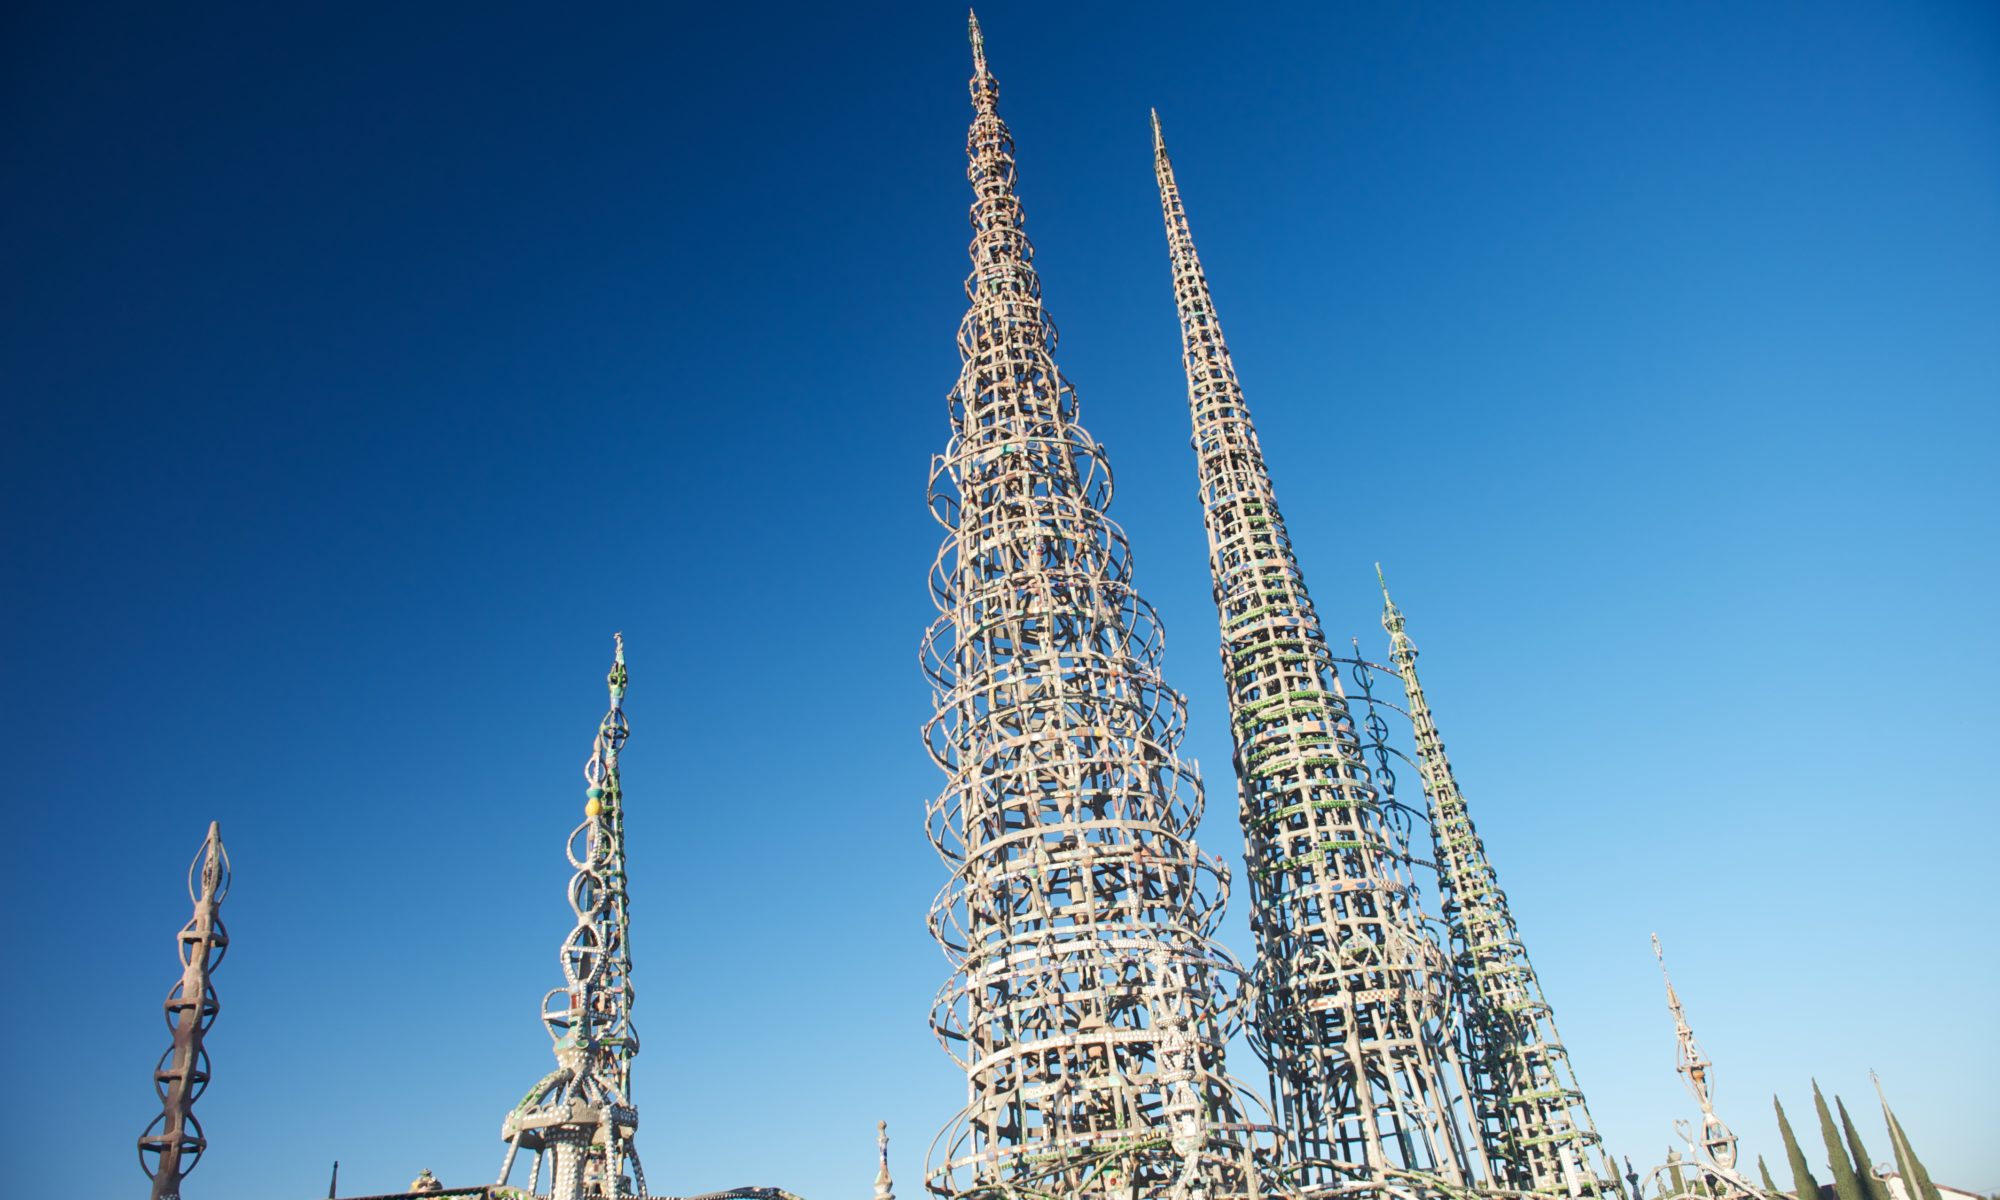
[1760,1155,1783,1196]
[1837,1096,1889,1200]
[1815,1082,1868,1200]
[1778,1096,1823,1200]
[1668,1148,1689,1197]
[1881,1093,1942,1200]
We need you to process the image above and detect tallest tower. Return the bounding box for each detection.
[921,16,1260,1199]
[1150,115,1480,1192]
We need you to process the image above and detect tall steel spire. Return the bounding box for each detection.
[1150,113,1479,1192]
[920,16,1261,1198]
[1379,569,1607,1194]
[139,821,231,1200]
[498,635,645,1200]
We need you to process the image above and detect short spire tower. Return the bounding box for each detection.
[498,636,646,1200]
[1653,935,1737,1173]
[139,822,231,1200]
[1380,570,1607,1193]
[1150,113,1478,1190]
[920,17,1260,1198]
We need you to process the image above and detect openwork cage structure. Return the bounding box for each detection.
[1150,115,1484,1196]
[1377,577,1611,1196]
[139,821,231,1200]
[498,636,646,1200]
[919,16,1265,1199]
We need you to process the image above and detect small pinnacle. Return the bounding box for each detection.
[874,1119,894,1197]
[1151,107,1165,154]
[968,9,987,75]
[613,631,625,664]
[1375,561,1392,604]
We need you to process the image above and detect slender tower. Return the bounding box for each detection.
[498,636,646,1200]
[1150,113,1478,1191]
[139,822,231,1200]
[920,16,1260,1197]
[1652,936,1737,1175]
[1379,571,1607,1194]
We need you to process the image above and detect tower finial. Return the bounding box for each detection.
[968,9,987,76]
[1378,563,1412,650]
[874,1120,894,1200]
[1151,107,1166,155]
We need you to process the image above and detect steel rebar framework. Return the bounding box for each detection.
[1378,575,1608,1195]
[1149,113,1481,1195]
[139,821,231,1200]
[498,635,646,1200]
[919,16,1263,1199]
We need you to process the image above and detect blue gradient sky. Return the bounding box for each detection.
[4,2,1996,1197]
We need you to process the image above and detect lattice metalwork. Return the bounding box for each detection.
[1149,112,1481,1195]
[498,635,646,1200]
[1379,573,1610,1195]
[139,821,231,1200]
[919,16,1264,1198]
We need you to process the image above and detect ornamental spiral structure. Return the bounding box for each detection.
[1149,113,1481,1194]
[919,15,1262,1198]
[1380,573,1609,1195]
[139,821,231,1200]
[498,635,646,1200]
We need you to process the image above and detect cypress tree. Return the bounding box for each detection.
[1883,1100,1942,1200]
[1816,1082,1869,1200]
[1837,1096,1889,1200]
[1760,1155,1783,1196]
[1778,1096,1824,1200]
[1668,1148,1689,1197]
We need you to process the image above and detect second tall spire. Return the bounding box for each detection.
[1152,112,1483,1192]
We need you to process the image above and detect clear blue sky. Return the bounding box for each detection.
[3,2,1994,1197]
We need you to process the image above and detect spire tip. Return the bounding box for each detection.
[874,1118,895,1196]
[968,9,987,74]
